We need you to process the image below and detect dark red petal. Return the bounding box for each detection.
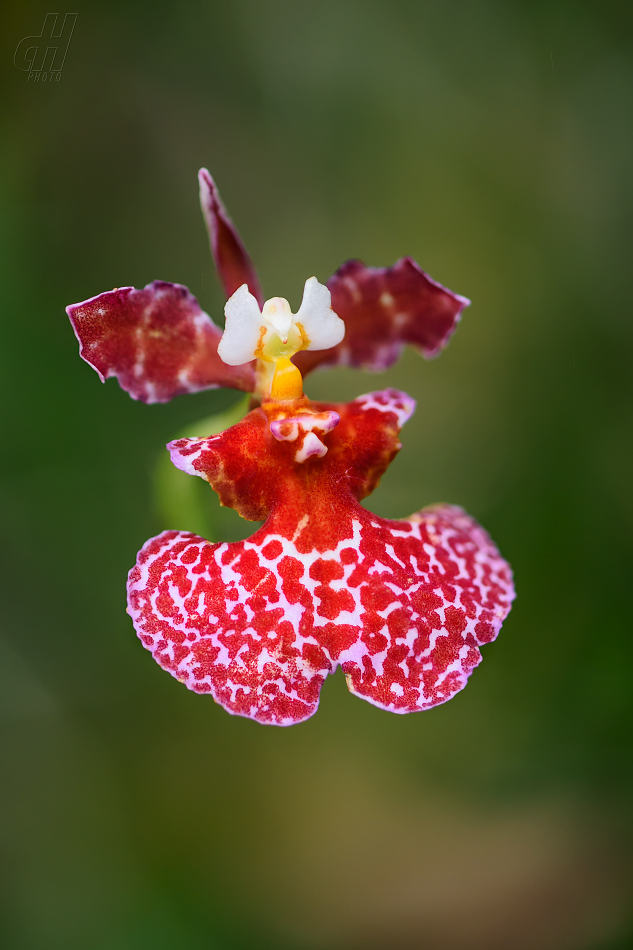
[67,280,255,403]
[293,257,470,376]
[198,169,264,306]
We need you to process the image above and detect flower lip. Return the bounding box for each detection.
[131,389,515,726]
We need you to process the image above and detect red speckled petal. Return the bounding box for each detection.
[294,257,470,376]
[67,280,255,403]
[127,389,514,725]
[127,530,333,725]
[339,503,515,713]
[198,168,264,306]
[127,504,513,725]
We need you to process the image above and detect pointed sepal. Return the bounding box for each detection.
[198,168,264,306]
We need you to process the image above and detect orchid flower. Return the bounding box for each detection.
[67,168,514,726]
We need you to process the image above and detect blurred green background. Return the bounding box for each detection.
[1,1,632,947]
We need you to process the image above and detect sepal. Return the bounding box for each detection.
[294,257,470,376]
[67,281,255,402]
[198,168,264,306]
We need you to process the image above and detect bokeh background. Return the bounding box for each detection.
[1,1,632,947]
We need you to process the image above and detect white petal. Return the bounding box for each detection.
[218,284,263,365]
[294,277,345,350]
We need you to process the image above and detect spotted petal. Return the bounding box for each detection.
[67,281,256,403]
[339,504,514,713]
[294,257,470,376]
[127,389,514,724]
[128,529,333,725]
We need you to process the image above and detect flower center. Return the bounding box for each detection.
[218,277,345,402]
[256,307,307,401]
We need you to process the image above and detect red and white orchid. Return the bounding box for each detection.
[67,168,514,726]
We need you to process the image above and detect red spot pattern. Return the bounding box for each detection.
[294,258,470,376]
[128,389,514,725]
[67,281,255,403]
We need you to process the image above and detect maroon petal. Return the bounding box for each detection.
[67,281,255,403]
[198,168,264,306]
[293,257,470,376]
